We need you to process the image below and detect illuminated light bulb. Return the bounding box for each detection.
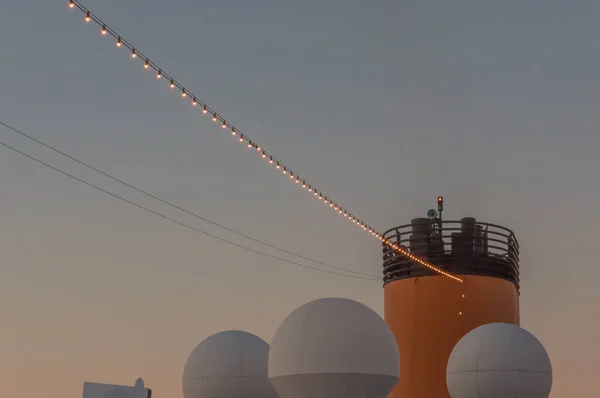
[101,25,107,35]
[302,182,306,188]
[116,37,122,47]
[156,70,162,79]
[458,311,463,316]
[314,191,318,196]
[202,105,207,114]
[231,128,237,136]
[256,147,261,151]
[269,157,273,164]
[192,98,197,106]
[222,121,227,129]
[282,168,287,174]
[339,209,343,214]
[212,113,217,122]
[144,59,149,69]
[276,163,280,169]
[290,173,294,179]
[461,294,466,298]
[182,90,187,97]
[69,1,75,8]
[170,80,175,88]
[248,143,252,148]
[239,136,244,142]
[308,187,313,192]
[330,202,334,207]
[262,152,266,158]
[131,49,137,58]
[85,12,91,22]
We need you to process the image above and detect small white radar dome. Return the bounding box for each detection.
[268,297,400,398]
[183,330,277,398]
[447,323,552,398]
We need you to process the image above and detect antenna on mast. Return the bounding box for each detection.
[426,196,444,237]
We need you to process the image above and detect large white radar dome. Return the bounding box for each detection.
[268,297,400,398]
[183,330,277,398]
[447,323,552,398]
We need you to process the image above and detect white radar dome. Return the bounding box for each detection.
[183,330,277,398]
[447,322,552,398]
[268,297,400,398]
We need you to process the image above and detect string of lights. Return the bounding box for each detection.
[0,134,380,281]
[0,120,378,279]
[67,0,463,283]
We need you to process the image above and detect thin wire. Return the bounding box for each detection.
[0,137,379,281]
[0,120,378,279]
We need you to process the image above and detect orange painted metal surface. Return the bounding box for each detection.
[384,275,519,398]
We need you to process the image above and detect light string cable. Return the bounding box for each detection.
[67,0,462,283]
[0,133,378,281]
[0,121,378,279]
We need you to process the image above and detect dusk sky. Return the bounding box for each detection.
[1,1,599,397]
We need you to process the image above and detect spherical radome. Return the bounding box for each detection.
[183,330,278,398]
[447,323,552,398]
[268,297,400,398]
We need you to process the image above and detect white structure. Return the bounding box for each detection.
[82,378,151,398]
[446,322,552,398]
[182,330,277,398]
[268,297,400,398]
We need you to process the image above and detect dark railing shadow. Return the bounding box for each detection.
[382,218,520,291]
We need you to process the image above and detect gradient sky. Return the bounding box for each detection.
[1,1,599,397]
